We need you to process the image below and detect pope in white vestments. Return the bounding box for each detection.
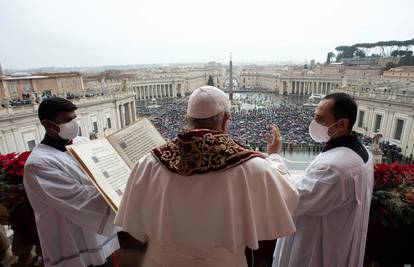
[24,97,119,267]
[115,86,299,267]
[272,93,374,267]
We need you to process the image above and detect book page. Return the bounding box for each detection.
[67,138,131,211]
[107,118,166,169]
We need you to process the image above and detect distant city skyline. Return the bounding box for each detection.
[1,0,413,69]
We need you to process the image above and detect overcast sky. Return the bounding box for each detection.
[0,0,413,69]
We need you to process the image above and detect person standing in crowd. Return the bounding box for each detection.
[24,97,119,267]
[270,93,374,267]
[116,86,299,267]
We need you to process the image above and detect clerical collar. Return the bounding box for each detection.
[323,132,369,163]
[41,134,72,152]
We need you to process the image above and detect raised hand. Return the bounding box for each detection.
[266,124,283,155]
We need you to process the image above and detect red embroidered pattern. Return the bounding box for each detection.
[152,129,264,176]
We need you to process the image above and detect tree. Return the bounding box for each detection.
[354,49,366,58]
[385,62,395,70]
[398,50,406,57]
[336,53,343,62]
[335,39,414,57]
[391,50,400,57]
[326,52,335,64]
[207,75,214,86]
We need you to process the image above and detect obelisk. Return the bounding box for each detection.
[229,54,233,101]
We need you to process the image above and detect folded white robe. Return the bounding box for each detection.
[24,143,120,267]
[116,153,299,267]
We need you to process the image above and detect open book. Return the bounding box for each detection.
[66,118,166,211]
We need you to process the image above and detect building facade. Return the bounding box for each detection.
[0,92,136,154]
[383,66,414,81]
[239,67,341,95]
[82,63,226,101]
[1,72,84,104]
[333,81,414,157]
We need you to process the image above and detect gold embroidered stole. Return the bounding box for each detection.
[152,129,264,176]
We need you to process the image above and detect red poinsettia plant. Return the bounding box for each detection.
[0,152,31,214]
[370,162,414,227]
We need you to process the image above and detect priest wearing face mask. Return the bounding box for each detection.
[116,86,299,267]
[24,97,120,267]
[270,93,374,267]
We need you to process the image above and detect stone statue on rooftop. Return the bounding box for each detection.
[371,133,383,164]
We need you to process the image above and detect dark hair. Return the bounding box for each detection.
[323,93,357,130]
[38,97,77,122]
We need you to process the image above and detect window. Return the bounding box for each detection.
[393,119,405,141]
[27,140,36,151]
[93,121,98,133]
[374,114,382,132]
[78,126,82,136]
[107,118,112,129]
[357,110,365,128]
[8,83,17,94]
[23,82,31,93]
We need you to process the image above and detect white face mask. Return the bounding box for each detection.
[57,120,79,140]
[309,120,331,143]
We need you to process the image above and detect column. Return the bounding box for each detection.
[300,81,303,94]
[129,102,134,123]
[172,84,177,97]
[132,100,137,121]
[120,104,125,128]
[288,81,292,95]
[124,103,130,126]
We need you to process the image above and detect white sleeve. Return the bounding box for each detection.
[24,163,116,236]
[242,158,299,250]
[266,153,298,215]
[294,164,355,216]
[114,162,149,243]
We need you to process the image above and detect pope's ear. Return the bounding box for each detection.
[223,112,231,122]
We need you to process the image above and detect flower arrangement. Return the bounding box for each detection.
[0,151,40,246]
[370,162,414,227]
[0,152,31,214]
